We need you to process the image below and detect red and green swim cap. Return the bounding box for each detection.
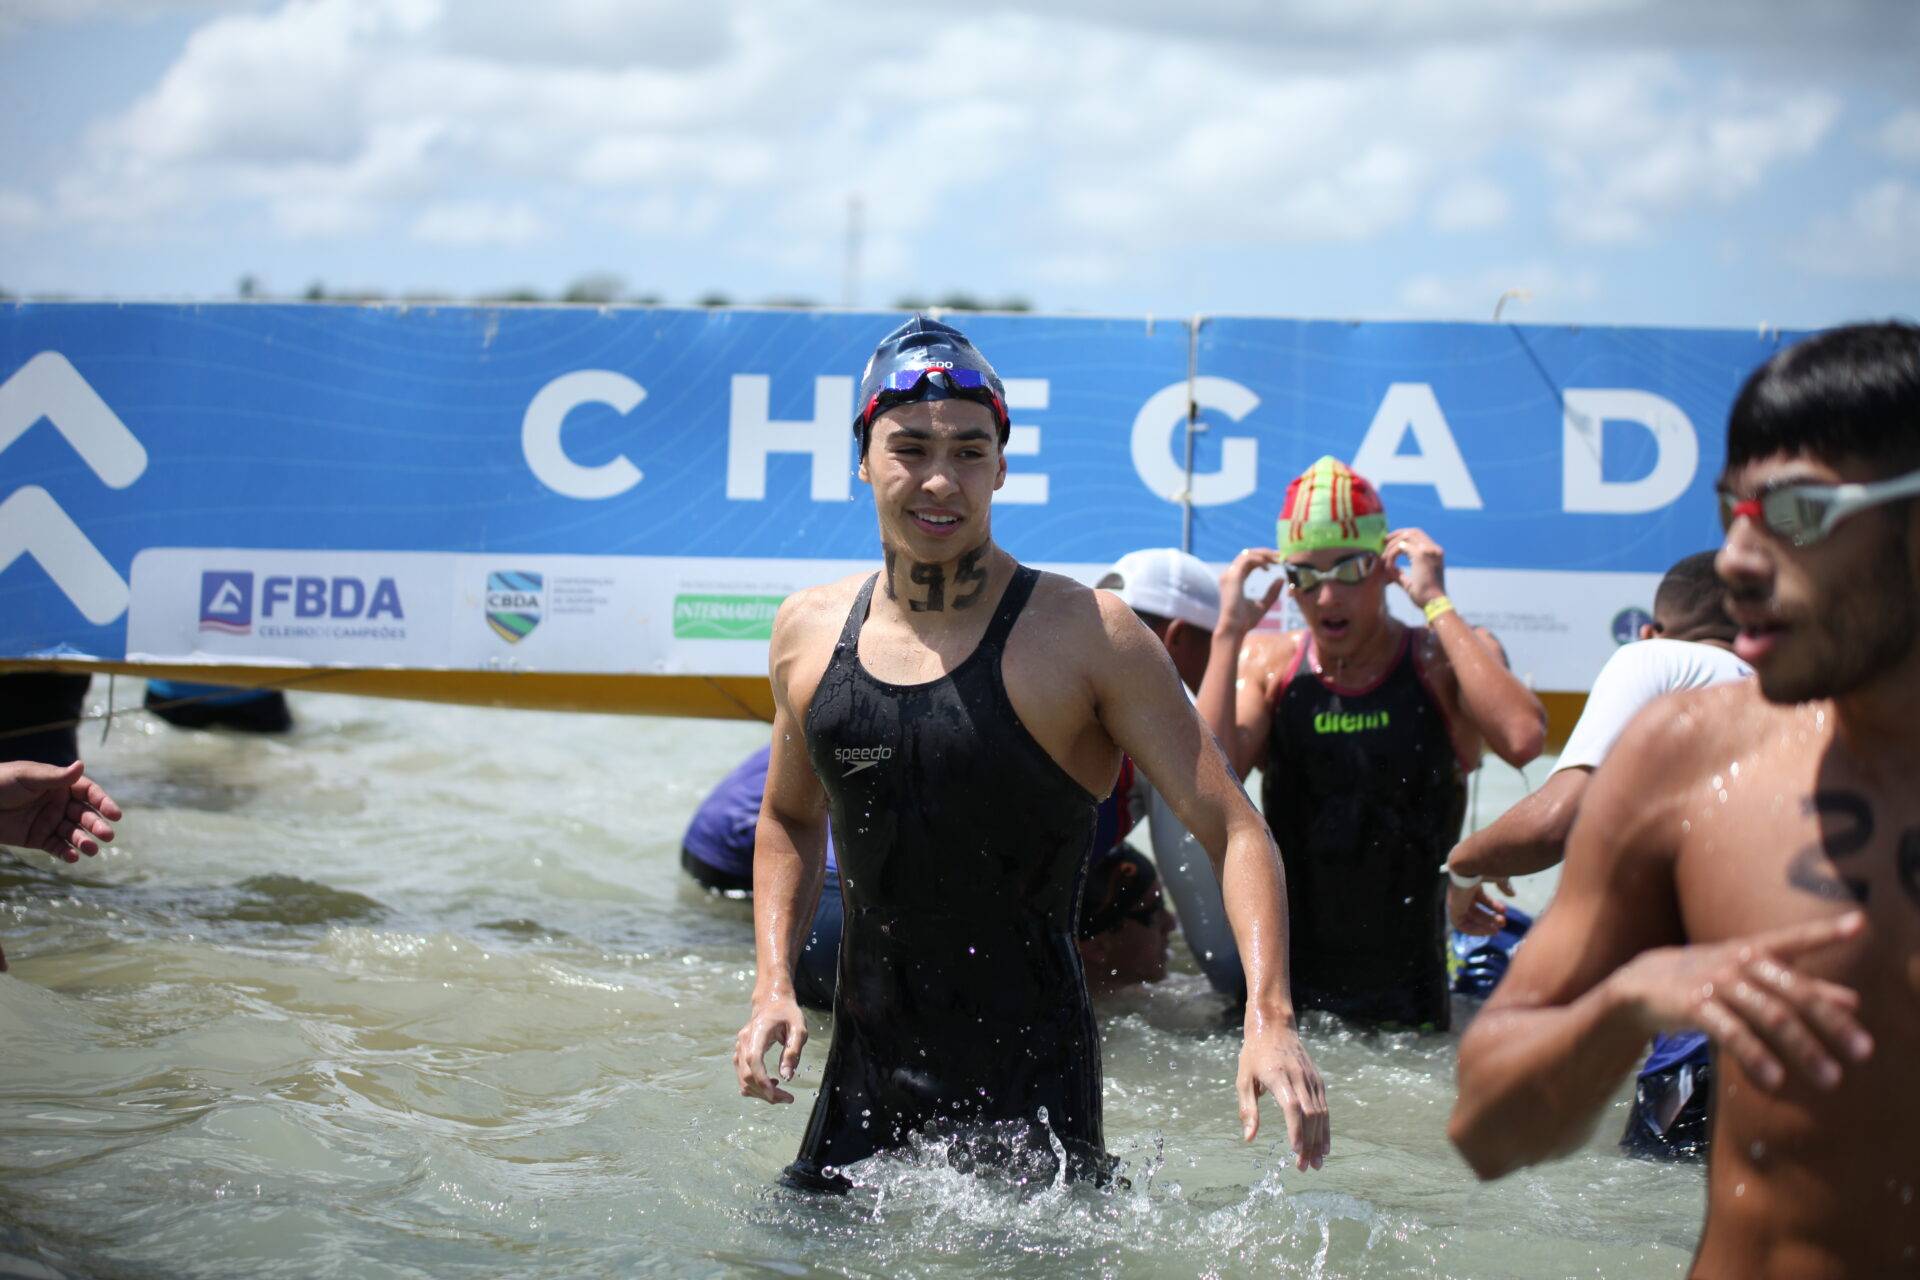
[1278,456,1388,556]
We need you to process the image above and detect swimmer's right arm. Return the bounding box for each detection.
[1443,767,1588,931]
[734,601,830,1106]
[1197,549,1284,780]
[1449,713,1871,1178]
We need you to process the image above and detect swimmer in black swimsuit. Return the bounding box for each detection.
[733,317,1330,1190]
[1198,457,1546,1030]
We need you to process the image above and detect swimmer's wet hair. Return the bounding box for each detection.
[1727,320,1920,476]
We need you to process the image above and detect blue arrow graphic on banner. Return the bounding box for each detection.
[0,350,148,623]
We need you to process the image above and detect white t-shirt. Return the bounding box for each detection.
[1553,639,1753,774]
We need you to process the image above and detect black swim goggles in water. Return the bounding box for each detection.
[858,366,1008,433]
[1718,465,1920,547]
[1283,551,1379,593]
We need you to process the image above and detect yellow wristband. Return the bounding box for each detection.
[1422,594,1455,623]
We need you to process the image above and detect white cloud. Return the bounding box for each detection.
[1796,180,1920,279]
[1430,177,1511,232]
[0,0,272,39]
[1539,63,1839,243]
[410,199,544,247]
[0,191,45,232]
[433,1,733,70]
[1397,263,1601,320]
[13,0,1905,312]
[1878,109,1920,163]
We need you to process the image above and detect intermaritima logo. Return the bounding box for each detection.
[486,571,543,644]
[672,593,784,640]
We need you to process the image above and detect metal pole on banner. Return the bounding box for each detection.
[1181,315,1203,552]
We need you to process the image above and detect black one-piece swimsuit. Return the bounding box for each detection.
[783,565,1108,1192]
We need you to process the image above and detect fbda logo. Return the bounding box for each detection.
[198,571,404,635]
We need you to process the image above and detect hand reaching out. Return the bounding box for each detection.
[0,759,122,864]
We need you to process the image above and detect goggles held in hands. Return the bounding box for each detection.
[1718,465,1920,547]
[1284,551,1379,593]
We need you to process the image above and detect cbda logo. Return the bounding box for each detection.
[485,570,543,644]
[199,571,254,634]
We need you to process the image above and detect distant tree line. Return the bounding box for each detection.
[225,273,1032,313]
[1,276,1037,312]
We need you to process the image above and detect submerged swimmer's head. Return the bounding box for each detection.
[1078,846,1174,991]
[1717,321,1920,702]
[1278,457,1394,658]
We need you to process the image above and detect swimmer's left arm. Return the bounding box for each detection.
[1089,594,1330,1171]
[1385,528,1545,766]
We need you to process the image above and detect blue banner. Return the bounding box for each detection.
[0,303,1797,691]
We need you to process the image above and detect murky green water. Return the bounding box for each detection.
[1,692,1702,1278]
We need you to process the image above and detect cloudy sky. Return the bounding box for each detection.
[2,0,1916,328]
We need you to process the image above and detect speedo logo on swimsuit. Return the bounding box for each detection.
[833,745,894,776]
[1313,710,1390,735]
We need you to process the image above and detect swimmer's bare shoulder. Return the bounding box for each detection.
[1000,571,1135,796]
[768,572,871,717]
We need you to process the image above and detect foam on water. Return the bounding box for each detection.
[0,694,1700,1278]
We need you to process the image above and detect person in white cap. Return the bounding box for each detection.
[1096,549,1247,1000]
[1097,549,1221,695]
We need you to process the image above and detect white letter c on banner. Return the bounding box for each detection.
[523,370,646,500]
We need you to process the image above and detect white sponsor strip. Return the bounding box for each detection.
[126,549,1653,694]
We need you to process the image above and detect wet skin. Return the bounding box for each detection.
[1452,450,1920,1278]
[734,398,1330,1171]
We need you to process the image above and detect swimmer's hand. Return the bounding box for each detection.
[1214,548,1285,638]
[1448,877,1515,935]
[734,991,808,1105]
[1237,1013,1330,1171]
[1609,911,1872,1093]
[0,759,122,864]
[1383,527,1447,609]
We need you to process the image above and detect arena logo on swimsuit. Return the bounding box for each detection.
[1313,710,1390,735]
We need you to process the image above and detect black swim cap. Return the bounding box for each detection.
[1078,846,1162,939]
[854,314,1009,453]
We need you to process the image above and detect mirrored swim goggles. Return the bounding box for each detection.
[1718,464,1920,547]
[858,366,1008,433]
[1283,551,1379,593]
